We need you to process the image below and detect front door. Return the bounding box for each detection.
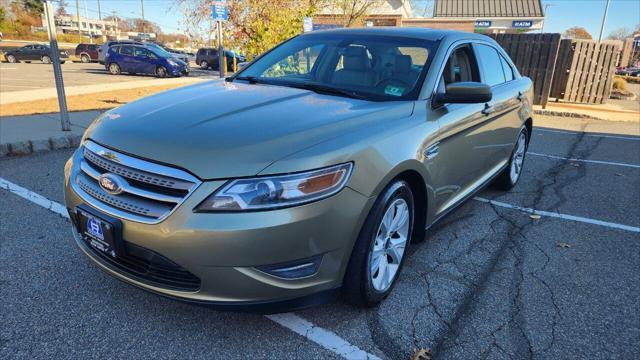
[427,44,499,217]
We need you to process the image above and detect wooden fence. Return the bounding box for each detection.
[490,33,561,108]
[549,40,620,104]
[490,34,621,107]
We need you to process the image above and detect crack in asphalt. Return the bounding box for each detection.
[430,123,605,359]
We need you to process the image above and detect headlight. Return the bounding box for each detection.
[195,163,353,212]
[167,59,178,66]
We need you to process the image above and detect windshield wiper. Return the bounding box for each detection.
[230,75,265,84]
[287,82,369,100]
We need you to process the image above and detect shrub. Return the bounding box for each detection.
[612,77,628,92]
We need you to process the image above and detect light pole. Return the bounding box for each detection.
[43,0,70,131]
[141,0,146,39]
[597,0,611,42]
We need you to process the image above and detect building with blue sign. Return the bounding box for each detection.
[434,0,544,34]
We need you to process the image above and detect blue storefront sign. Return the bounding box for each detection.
[512,20,533,28]
[211,0,228,21]
[475,20,492,28]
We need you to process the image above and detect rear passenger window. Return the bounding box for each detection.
[500,55,514,81]
[475,44,506,87]
[120,46,133,56]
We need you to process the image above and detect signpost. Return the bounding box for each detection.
[212,0,228,78]
[43,0,70,131]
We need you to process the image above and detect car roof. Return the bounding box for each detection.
[300,27,492,43]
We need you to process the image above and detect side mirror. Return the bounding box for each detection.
[435,82,492,105]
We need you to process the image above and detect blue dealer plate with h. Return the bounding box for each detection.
[76,206,123,258]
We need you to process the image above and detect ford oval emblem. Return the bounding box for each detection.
[98,173,126,195]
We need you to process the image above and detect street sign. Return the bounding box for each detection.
[475,20,492,27]
[303,17,313,33]
[512,20,533,28]
[212,0,228,22]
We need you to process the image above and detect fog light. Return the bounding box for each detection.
[256,255,323,279]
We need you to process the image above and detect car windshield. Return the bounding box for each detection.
[234,33,438,101]
[145,43,173,58]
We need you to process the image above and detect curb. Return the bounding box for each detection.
[533,109,600,120]
[0,134,81,158]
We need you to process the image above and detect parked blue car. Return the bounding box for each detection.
[104,44,189,77]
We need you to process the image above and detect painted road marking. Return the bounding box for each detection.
[528,152,640,169]
[534,128,640,141]
[267,313,381,360]
[0,177,380,360]
[474,197,640,233]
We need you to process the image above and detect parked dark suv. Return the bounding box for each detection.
[4,44,69,64]
[195,48,245,71]
[75,43,99,63]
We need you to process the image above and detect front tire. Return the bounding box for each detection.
[41,55,51,64]
[200,60,208,69]
[80,54,90,63]
[493,127,528,190]
[108,63,121,75]
[343,180,414,307]
[6,54,17,63]
[156,66,168,78]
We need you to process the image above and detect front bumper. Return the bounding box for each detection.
[64,150,374,310]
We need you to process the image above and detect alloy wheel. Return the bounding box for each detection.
[200,60,208,69]
[42,56,51,64]
[81,54,90,63]
[369,198,410,292]
[510,131,527,184]
[109,63,120,75]
[6,55,16,63]
[157,66,168,78]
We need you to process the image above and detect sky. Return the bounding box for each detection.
[57,0,640,39]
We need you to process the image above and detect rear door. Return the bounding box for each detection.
[118,45,135,72]
[472,43,522,166]
[22,45,36,60]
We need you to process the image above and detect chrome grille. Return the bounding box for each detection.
[71,141,201,224]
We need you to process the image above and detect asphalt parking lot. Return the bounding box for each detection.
[1,116,638,359]
[0,62,215,93]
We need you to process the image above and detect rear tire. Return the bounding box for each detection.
[108,63,121,75]
[200,60,208,69]
[6,54,17,63]
[342,180,414,307]
[492,127,528,190]
[80,54,90,63]
[41,55,51,64]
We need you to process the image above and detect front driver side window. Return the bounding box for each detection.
[442,45,480,85]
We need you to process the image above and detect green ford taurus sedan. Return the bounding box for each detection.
[64,28,532,311]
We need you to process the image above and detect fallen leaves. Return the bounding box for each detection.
[411,348,432,360]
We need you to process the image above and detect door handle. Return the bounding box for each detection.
[481,104,495,116]
[517,91,524,101]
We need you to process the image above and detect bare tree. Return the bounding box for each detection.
[606,26,631,41]
[331,0,382,27]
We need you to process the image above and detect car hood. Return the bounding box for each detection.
[84,80,414,179]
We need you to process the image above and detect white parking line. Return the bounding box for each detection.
[534,128,640,141]
[0,176,379,360]
[267,313,381,360]
[528,152,640,169]
[474,197,640,233]
[0,177,68,217]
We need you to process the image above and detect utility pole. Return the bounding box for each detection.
[97,0,102,20]
[83,0,91,43]
[597,0,611,42]
[76,0,81,43]
[141,0,146,39]
[43,0,70,131]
